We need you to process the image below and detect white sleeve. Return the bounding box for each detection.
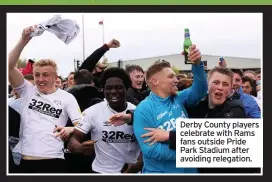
[75,109,94,134]
[66,94,82,124]
[13,79,34,98]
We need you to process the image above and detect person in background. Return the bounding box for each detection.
[55,76,63,89]
[79,39,120,90]
[243,70,256,80]
[242,76,260,109]
[68,68,142,174]
[177,78,192,91]
[66,72,75,90]
[218,59,260,118]
[255,69,261,81]
[230,69,260,118]
[125,64,145,106]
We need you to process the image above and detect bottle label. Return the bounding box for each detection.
[185,32,190,38]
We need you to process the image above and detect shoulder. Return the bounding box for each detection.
[136,98,152,110]
[83,101,106,114]
[226,98,244,107]
[127,102,136,110]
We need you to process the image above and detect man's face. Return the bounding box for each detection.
[242,81,252,95]
[208,72,232,107]
[256,73,261,81]
[33,66,56,94]
[232,73,242,91]
[129,70,144,90]
[104,77,126,108]
[153,68,178,96]
[55,78,63,89]
[244,72,256,80]
[67,74,75,88]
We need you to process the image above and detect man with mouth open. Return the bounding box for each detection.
[68,68,141,174]
[8,25,82,173]
[125,65,145,106]
[133,44,208,173]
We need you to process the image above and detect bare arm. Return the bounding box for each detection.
[67,129,85,153]
[9,26,35,88]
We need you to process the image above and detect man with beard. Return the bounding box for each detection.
[125,65,145,106]
[133,44,207,173]
[68,68,141,174]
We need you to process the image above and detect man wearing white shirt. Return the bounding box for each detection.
[8,25,81,173]
[68,68,141,174]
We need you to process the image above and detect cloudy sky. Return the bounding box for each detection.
[7,13,262,77]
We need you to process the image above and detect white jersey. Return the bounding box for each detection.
[76,100,140,174]
[9,97,23,113]
[13,80,81,159]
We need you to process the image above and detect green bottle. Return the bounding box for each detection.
[183,28,193,64]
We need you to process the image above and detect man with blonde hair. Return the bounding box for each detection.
[8,25,81,173]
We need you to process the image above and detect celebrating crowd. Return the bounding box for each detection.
[8,25,261,174]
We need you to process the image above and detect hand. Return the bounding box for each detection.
[141,128,169,146]
[108,113,132,126]
[20,25,37,44]
[181,44,201,65]
[107,39,120,48]
[82,140,97,156]
[219,60,227,68]
[54,126,74,141]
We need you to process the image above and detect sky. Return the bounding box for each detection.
[7,13,262,77]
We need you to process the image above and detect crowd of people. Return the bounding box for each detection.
[8,25,262,174]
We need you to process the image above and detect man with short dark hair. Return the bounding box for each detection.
[74,69,93,86]
[68,68,141,174]
[67,72,75,90]
[230,69,260,118]
[242,76,260,109]
[55,76,63,89]
[65,69,102,173]
[125,64,145,105]
[255,69,261,81]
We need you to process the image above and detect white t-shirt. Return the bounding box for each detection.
[13,80,81,159]
[9,97,23,113]
[76,100,140,174]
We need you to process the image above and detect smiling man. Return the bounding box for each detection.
[125,65,145,106]
[68,67,141,174]
[133,44,207,173]
[8,25,81,173]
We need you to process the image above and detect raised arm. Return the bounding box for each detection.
[178,44,208,108]
[79,39,120,72]
[133,105,176,161]
[9,26,35,88]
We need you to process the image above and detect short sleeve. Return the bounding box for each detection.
[65,94,82,123]
[75,108,94,134]
[13,79,34,98]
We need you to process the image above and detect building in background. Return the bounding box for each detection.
[109,54,261,75]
